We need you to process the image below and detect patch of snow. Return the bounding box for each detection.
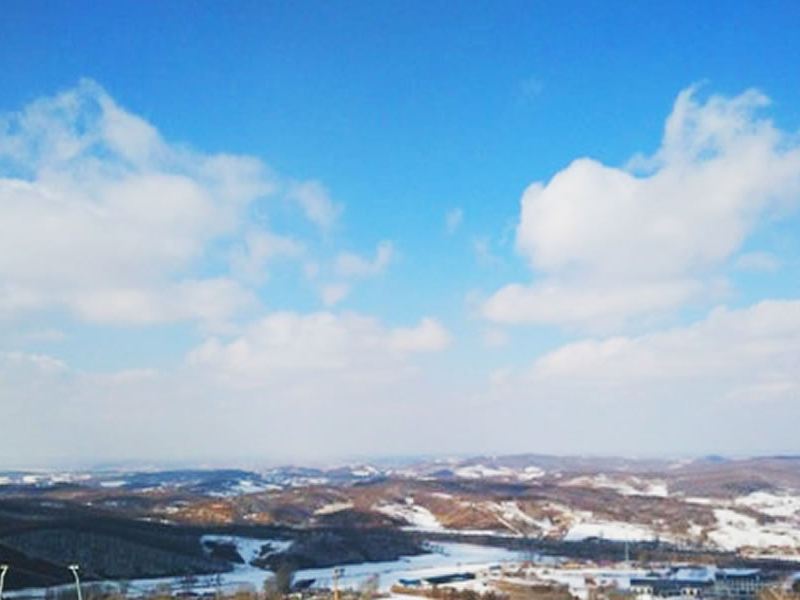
[375,500,443,531]
[208,479,281,497]
[495,501,539,526]
[350,465,379,477]
[668,459,694,470]
[687,522,705,538]
[99,480,128,488]
[519,466,546,480]
[709,509,800,551]
[564,521,657,542]
[295,542,524,592]
[564,474,667,498]
[484,501,551,534]
[202,535,293,564]
[735,491,800,518]
[685,497,716,506]
[314,501,354,515]
[454,465,513,479]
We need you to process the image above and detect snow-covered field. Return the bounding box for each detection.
[295,542,525,591]
[564,521,658,543]
[4,540,526,598]
[735,491,800,519]
[708,508,800,551]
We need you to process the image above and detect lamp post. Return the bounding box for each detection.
[0,565,9,600]
[68,565,83,600]
[332,567,344,600]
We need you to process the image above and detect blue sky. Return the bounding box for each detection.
[1,1,799,467]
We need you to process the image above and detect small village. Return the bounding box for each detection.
[311,560,798,600]
[13,555,796,600]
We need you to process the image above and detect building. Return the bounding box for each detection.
[630,568,764,600]
[713,569,763,599]
[630,576,714,597]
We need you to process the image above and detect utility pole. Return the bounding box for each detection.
[68,565,83,600]
[0,565,9,600]
[333,567,344,600]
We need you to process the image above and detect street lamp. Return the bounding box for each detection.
[0,565,9,600]
[333,567,345,600]
[68,565,83,600]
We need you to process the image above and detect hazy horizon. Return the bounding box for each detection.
[5,450,800,474]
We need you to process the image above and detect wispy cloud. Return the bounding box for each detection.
[445,207,464,235]
[286,180,342,232]
[335,240,395,278]
[735,251,780,272]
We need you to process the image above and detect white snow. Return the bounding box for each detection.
[485,501,551,534]
[564,521,657,542]
[375,500,443,531]
[454,465,514,479]
[314,501,354,515]
[294,542,524,592]
[208,480,281,497]
[4,541,525,599]
[708,508,800,551]
[350,465,379,477]
[201,535,293,564]
[99,480,128,488]
[735,491,800,518]
[685,497,715,505]
[519,466,546,480]
[564,474,667,498]
[495,501,539,526]
[534,566,647,600]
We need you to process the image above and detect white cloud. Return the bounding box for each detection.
[67,278,256,327]
[321,283,350,306]
[483,327,509,348]
[13,328,67,344]
[0,81,354,328]
[530,299,800,392]
[7,300,798,465]
[484,87,800,329]
[473,236,504,268]
[445,207,464,234]
[0,82,465,466]
[187,311,450,388]
[462,299,800,456]
[1,351,67,375]
[735,251,780,272]
[230,230,305,284]
[485,279,703,330]
[388,317,451,352]
[287,180,341,231]
[335,240,395,278]
[0,80,274,325]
